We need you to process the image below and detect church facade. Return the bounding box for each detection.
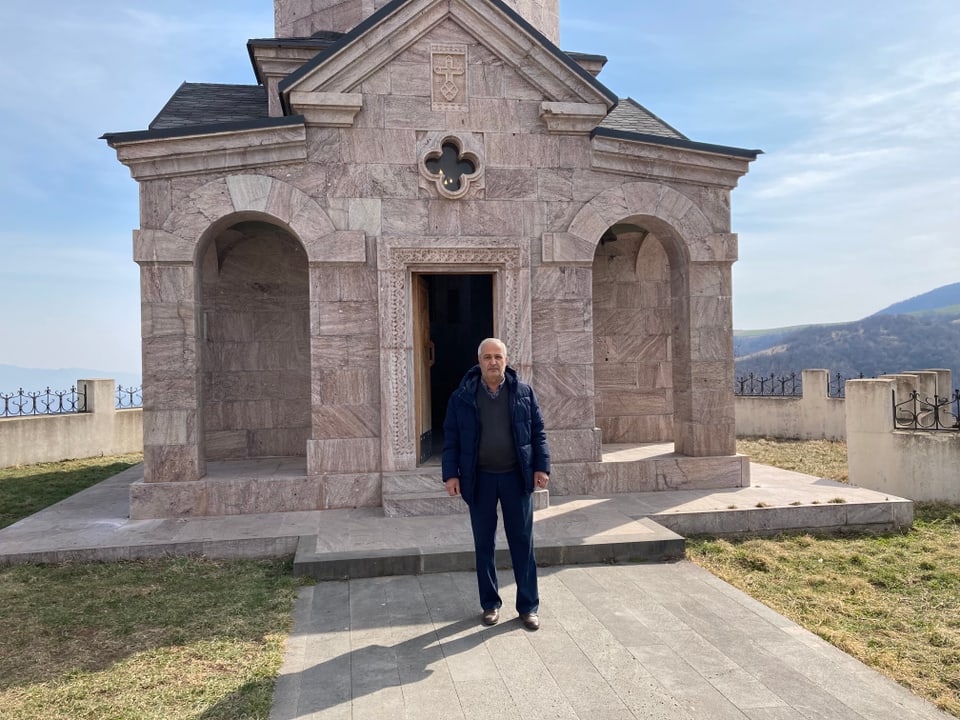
[104,0,759,519]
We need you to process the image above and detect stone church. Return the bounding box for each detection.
[103,0,760,519]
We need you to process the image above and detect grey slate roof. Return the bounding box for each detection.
[598,97,686,140]
[148,83,268,131]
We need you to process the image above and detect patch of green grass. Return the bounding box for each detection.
[0,557,302,720]
[0,453,143,528]
[688,501,960,716]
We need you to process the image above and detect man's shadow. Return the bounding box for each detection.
[247,591,517,720]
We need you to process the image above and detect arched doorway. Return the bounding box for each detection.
[592,222,678,445]
[198,220,311,460]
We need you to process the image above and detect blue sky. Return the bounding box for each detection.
[1,0,958,376]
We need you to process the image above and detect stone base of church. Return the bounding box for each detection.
[129,458,381,520]
[128,445,749,520]
[550,447,751,497]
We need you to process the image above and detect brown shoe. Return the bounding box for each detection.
[482,608,499,626]
[520,612,540,631]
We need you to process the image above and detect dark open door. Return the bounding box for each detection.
[415,273,494,464]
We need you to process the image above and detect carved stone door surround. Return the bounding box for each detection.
[378,239,527,471]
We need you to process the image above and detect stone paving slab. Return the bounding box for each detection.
[269,562,953,720]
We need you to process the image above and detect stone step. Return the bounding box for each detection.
[292,516,685,580]
[382,471,444,495]
[383,488,550,518]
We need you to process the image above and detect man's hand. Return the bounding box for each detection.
[534,471,549,489]
[444,477,461,496]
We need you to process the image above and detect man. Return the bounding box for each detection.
[442,337,551,631]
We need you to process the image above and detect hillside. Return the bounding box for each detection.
[872,282,960,317]
[734,314,960,381]
[734,282,960,382]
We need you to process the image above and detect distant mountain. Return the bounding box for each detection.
[735,314,960,381]
[734,282,960,383]
[871,282,960,318]
[0,365,142,395]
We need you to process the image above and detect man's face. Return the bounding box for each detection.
[479,342,507,386]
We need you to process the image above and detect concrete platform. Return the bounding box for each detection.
[0,459,912,574]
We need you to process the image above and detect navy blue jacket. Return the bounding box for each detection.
[441,365,551,506]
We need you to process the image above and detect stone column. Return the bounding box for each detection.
[139,261,204,483]
[306,263,382,508]
[530,262,602,466]
[675,260,736,457]
[846,378,898,494]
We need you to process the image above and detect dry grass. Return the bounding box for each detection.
[691,439,960,716]
[0,557,302,720]
[0,455,302,719]
[737,437,848,481]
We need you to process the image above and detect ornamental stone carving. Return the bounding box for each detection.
[417,131,484,199]
[431,44,468,111]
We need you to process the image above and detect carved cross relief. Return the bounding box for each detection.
[431,44,468,112]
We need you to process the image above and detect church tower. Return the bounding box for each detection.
[274,0,560,45]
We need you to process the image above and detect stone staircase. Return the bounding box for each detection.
[382,467,550,517]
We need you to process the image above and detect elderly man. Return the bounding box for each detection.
[442,337,551,630]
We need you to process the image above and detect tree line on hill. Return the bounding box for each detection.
[734,313,960,386]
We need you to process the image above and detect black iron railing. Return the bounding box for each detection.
[1,384,143,417]
[735,371,861,398]
[734,372,802,397]
[893,389,960,432]
[1,386,87,417]
[116,385,143,409]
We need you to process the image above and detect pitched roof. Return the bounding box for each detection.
[102,3,759,159]
[597,97,686,140]
[148,82,268,130]
[592,97,761,159]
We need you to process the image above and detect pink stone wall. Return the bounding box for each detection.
[593,232,674,443]
[199,222,311,460]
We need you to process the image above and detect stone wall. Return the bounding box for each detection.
[199,222,311,460]
[0,380,142,468]
[593,231,673,443]
[734,369,846,441]
[846,370,959,503]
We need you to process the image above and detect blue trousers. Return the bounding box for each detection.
[468,468,539,615]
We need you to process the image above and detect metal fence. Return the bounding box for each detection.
[733,372,803,397]
[0,384,142,418]
[734,372,863,398]
[893,389,960,432]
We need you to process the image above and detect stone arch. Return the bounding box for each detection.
[559,181,735,266]
[143,174,341,263]
[197,219,311,461]
[569,181,737,457]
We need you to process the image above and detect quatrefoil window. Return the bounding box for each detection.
[423,139,480,198]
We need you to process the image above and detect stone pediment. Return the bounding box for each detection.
[277,0,616,126]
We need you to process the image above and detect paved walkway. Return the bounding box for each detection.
[270,562,952,720]
[0,461,946,719]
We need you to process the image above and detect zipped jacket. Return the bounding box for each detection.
[441,364,550,505]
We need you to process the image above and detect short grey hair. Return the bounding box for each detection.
[477,337,507,358]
